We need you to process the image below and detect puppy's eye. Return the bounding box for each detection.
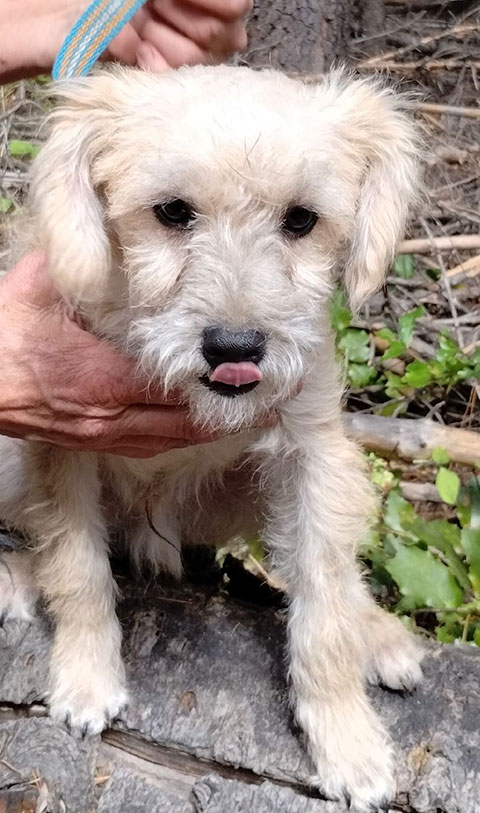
[153,199,195,229]
[282,206,318,238]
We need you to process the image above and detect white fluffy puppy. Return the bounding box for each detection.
[0,66,423,811]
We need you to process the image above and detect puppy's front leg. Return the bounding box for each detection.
[265,408,395,811]
[28,448,126,735]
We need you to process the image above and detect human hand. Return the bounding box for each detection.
[0,0,252,82]
[110,0,252,72]
[0,252,220,458]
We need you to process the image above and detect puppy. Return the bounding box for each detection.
[0,66,423,811]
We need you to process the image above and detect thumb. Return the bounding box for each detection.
[3,251,60,309]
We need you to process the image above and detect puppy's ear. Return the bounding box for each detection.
[30,74,125,303]
[329,76,420,311]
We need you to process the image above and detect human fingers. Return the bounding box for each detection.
[106,22,142,64]
[149,0,248,53]
[2,251,60,310]
[106,404,217,443]
[136,41,172,72]
[104,444,186,457]
[26,405,217,449]
[135,18,213,69]
[179,0,252,23]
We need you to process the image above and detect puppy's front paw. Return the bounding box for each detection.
[50,672,128,737]
[298,697,395,812]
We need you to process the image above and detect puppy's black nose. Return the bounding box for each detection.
[202,326,266,367]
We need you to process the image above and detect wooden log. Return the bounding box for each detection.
[1,576,480,812]
[344,412,480,466]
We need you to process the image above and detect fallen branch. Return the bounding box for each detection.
[360,60,480,72]
[407,101,480,119]
[398,234,480,254]
[344,413,480,466]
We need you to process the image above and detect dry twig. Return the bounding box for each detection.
[398,235,480,253]
[360,60,480,72]
[358,21,479,67]
[446,254,480,279]
[408,101,480,119]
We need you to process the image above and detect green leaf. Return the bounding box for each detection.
[398,306,425,347]
[437,624,457,644]
[338,329,371,363]
[0,197,13,213]
[381,340,406,361]
[367,453,396,491]
[381,400,407,417]
[407,517,470,593]
[403,360,432,388]
[436,467,460,505]
[384,371,407,399]
[386,543,463,609]
[330,289,351,333]
[408,516,460,549]
[461,528,480,597]
[9,140,40,159]
[431,446,451,465]
[246,535,265,563]
[426,267,441,281]
[376,327,397,344]
[468,475,480,529]
[394,254,415,279]
[348,363,377,388]
[384,490,416,535]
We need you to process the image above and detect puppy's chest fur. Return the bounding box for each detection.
[99,430,264,558]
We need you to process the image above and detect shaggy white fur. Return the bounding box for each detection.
[0,65,423,811]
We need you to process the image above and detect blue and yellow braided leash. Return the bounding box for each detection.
[52,0,146,79]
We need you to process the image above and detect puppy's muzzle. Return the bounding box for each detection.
[200,326,266,397]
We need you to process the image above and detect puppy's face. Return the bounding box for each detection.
[32,66,419,432]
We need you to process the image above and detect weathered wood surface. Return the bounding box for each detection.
[1,574,480,812]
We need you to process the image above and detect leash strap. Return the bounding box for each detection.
[52,0,146,79]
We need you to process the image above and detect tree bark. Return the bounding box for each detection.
[1,576,480,812]
[244,0,386,72]
[244,0,351,73]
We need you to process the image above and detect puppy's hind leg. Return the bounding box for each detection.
[0,550,38,623]
[28,448,127,736]
[361,603,424,692]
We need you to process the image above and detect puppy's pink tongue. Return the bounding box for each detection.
[209,362,262,387]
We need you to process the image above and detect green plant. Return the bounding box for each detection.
[363,452,480,646]
[8,139,40,159]
[331,289,480,416]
